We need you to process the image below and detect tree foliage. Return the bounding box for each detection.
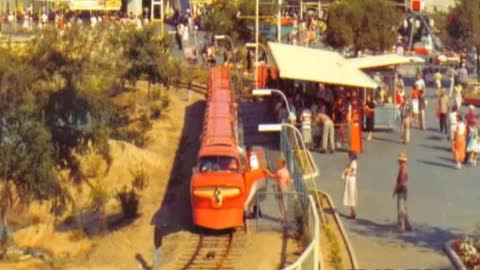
[445,0,480,50]
[0,23,178,249]
[326,0,401,53]
[202,0,276,42]
[444,0,480,79]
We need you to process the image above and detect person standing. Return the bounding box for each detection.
[399,99,411,144]
[434,69,442,92]
[453,115,467,169]
[393,153,411,232]
[316,112,335,153]
[446,64,457,97]
[342,151,358,219]
[418,91,428,130]
[175,23,184,50]
[415,74,426,95]
[437,90,450,135]
[465,105,478,128]
[448,105,459,141]
[457,63,469,91]
[364,95,375,140]
[265,158,292,224]
[452,84,463,110]
[410,92,420,128]
[466,120,479,166]
[300,103,313,148]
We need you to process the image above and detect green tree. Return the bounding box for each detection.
[445,0,480,80]
[326,0,401,54]
[202,0,276,42]
[0,49,64,256]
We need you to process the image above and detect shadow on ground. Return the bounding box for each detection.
[347,216,460,254]
[417,159,454,169]
[150,100,205,249]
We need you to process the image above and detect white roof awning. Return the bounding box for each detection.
[348,54,425,70]
[268,42,378,89]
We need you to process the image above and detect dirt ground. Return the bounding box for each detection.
[1,87,304,270]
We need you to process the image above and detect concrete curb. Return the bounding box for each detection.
[444,240,467,270]
[317,190,359,270]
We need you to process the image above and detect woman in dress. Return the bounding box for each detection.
[364,95,375,141]
[448,105,458,141]
[342,151,358,219]
[453,115,467,169]
[466,120,479,166]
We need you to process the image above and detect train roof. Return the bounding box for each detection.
[198,144,240,158]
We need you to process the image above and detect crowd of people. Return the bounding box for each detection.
[271,81,362,154]
[0,9,152,34]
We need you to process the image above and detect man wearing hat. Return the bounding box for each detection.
[393,153,412,232]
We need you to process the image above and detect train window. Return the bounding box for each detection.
[199,156,239,173]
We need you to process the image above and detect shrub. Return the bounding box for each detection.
[116,185,140,219]
[149,101,163,119]
[130,165,149,191]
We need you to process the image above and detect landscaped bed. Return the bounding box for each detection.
[450,237,480,270]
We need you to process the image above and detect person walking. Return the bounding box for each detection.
[399,99,411,144]
[393,152,411,232]
[437,90,450,135]
[342,151,358,219]
[453,115,467,169]
[466,120,479,166]
[364,95,375,140]
[315,112,335,153]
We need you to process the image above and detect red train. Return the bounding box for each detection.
[190,66,267,230]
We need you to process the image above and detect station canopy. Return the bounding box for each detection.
[347,54,425,70]
[68,0,121,11]
[267,42,378,89]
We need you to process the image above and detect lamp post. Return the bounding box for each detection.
[252,88,290,113]
[277,0,281,42]
[255,0,259,87]
[214,34,235,64]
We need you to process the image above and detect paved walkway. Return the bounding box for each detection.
[312,91,479,269]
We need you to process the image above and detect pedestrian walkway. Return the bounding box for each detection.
[310,91,479,268]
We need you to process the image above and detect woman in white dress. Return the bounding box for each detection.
[342,151,358,219]
[466,120,479,166]
[448,105,458,141]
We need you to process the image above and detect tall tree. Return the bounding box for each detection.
[326,0,401,54]
[445,0,480,80]
[0,49,64,256]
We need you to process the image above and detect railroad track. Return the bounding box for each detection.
[175,230,244,270]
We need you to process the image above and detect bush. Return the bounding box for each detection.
[116,185,140,219]
[130,165,149,191]
[149,101,163,119]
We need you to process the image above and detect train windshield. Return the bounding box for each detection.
[199,156,239,173]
